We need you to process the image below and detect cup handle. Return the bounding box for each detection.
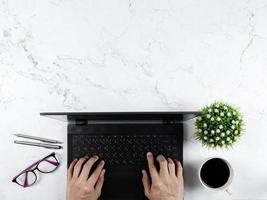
[226,187,233,195]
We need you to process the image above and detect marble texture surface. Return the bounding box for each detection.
[1,0,267,199]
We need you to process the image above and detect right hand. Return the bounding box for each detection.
[142,152,184,200]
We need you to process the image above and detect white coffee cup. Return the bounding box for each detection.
[198,157,233,195]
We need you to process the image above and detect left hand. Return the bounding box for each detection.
[67,156,105,200]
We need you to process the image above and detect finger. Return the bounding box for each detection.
[73,157,87,178]
[79,156,99,181]
[95,169,105,195]
[167,158,175,176]
[175,160,183,178]
[146,152,159,180]
[156,154,168,176]
[87,160,105,185]
[142,169,151,197]
[67,158,78,180]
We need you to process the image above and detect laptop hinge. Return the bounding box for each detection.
[162,119,177,125]
[72,119,179,125]
[75,119,88,126]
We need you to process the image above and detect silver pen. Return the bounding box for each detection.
[14,140,62,149]
[14,134,63,144]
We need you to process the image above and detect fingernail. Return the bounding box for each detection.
[147,152,152,156]
[102,169,106,175]
[101,160,105,165]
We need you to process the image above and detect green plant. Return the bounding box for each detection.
[195,101,244,148]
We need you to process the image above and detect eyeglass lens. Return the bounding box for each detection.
[37,155,59,173]
[16,171,37,187]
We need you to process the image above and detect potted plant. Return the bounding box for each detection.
[195,101,244,148]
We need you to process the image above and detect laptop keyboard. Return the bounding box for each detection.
[72,134,179,166]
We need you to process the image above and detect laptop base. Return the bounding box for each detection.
[68,123,183,200]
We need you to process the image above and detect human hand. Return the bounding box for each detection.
[142,152,184,200]
[67,156,105,200]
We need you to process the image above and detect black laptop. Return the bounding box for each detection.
[41,112,200,200]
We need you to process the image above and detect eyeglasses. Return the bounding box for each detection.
[12,152,60,187]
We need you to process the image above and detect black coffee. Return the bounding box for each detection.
[200,158,230,188]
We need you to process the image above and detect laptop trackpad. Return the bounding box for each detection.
[101,170,145,200]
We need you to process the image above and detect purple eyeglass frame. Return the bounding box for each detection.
[12,152,60,188]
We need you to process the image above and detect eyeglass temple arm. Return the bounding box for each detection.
[44,159,60,166]
[23,171,29,188]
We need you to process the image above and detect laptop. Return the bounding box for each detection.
[41,112,200,200]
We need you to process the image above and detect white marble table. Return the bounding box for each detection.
[1,0,267,199]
